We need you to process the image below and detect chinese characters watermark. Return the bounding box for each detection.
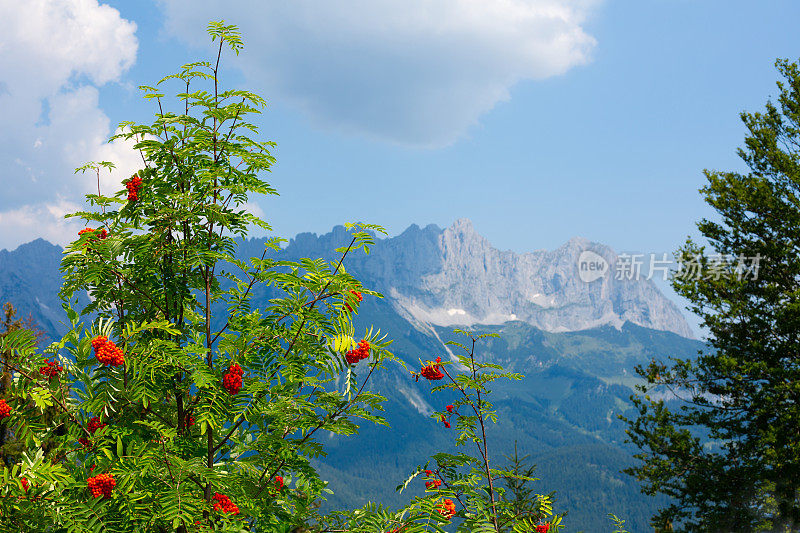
[576,251,762,282]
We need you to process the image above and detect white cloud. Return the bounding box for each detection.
[158,0,600,147]
[0,0,138,250]
[0,199,84,250]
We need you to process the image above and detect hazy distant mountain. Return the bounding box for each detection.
[0,238,88,341]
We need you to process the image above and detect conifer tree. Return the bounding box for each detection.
[623,59,800,532]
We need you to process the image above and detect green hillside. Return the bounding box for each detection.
[311,301,707,531]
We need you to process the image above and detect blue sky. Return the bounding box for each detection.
[1,1,798,333]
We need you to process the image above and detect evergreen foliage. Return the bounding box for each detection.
[622,59,800,532]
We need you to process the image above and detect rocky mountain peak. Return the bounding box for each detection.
[373,220,694,338]
[447,218,478,236]
[252,219,694,338]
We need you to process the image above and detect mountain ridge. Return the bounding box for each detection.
[258,218,695,338]
[1,220,694,339]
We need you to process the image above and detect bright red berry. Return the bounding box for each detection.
[420,357,444,381]
[345,339,370,365]
[78,227,105,238]
[126,175,142,201]
[77,228,108,246]
[87,416,106,434]
[0,399,11,419]
[79,415,106,448]
[536,524,550,533]
[438,498,456,519]
[446,404,454,413]
[222,364,243,395]
[440,414,451,429]
[87,473,115,499]
[212,492,239,515]
[20,477,28,492]
[91,336,124,367]
[344,290,363,312]
[39,358,64,377]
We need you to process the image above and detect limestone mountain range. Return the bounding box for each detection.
[252,218,694,339]
[0,219,694,340]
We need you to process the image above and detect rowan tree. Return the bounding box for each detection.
[0,22,392,532]
[0,19,590,533]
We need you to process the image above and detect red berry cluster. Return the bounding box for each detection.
[87,473,115,499]
[91,336,125,367]
[274,475,284,491]
[423,470,442,490]
[0,399,11,419]
[212,492,239,515]
[77,228,108,250]
[419,357,444,381]
[536,524,550,533]
[78,227,108,240]
[79,416,106,448]
[126,175,142,201]
[345,339,370,365]
[39,359,63,377]
[441,404,455,428]
[87,416,106,434]
[438,498,456,520]
[185,414,195,427]
[345,290,363,312]
[20,477,28,492]
[222,364,243,395]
